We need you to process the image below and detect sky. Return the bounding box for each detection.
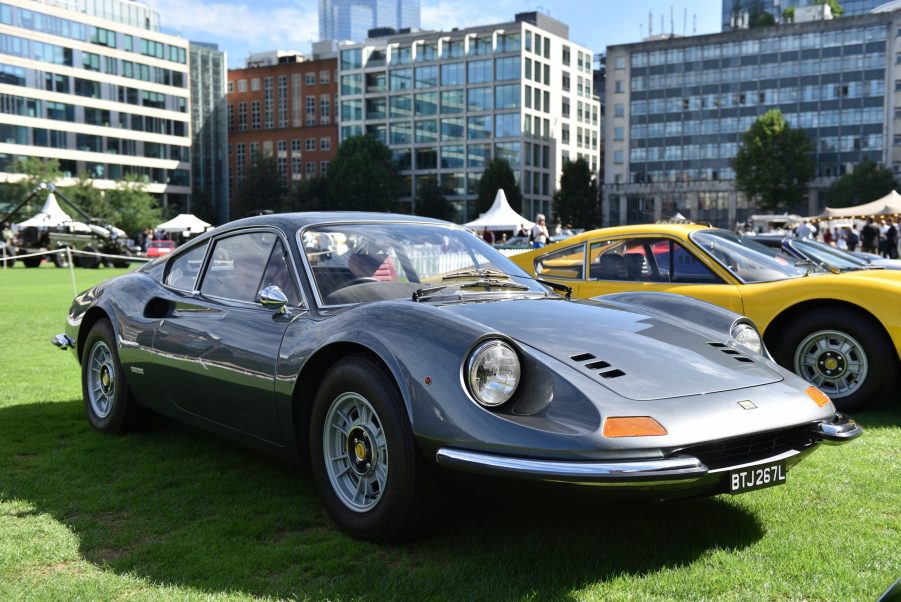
[142,0,723,67]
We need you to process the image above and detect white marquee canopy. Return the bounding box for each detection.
[463,189,534,232]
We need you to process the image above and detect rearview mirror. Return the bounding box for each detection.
[259,285,288,313]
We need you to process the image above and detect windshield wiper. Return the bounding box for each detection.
[535,278,572,299]
[412,285,446,301]
[442,268,511,281]
[794,259,825,275]
[459,280,530,291]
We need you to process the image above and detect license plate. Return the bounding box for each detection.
[729,461,786,494]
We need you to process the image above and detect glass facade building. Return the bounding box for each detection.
[337,12,601,222]
[722,0,887,30]
[190,42,228,224]
[604,12,901,228]
[0,0,191,209]
[319,0,421,43]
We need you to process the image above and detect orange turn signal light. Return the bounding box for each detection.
[805,386,831,408]
[603,416,668,438]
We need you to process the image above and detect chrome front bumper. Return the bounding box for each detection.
[435,414,862,486]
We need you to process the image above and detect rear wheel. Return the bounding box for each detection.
[775,309,896,410]
[80,245,100,269]
[81,319,145,433]
[1,250,16,268]
[309,354,432,542]
[21,253,42,268]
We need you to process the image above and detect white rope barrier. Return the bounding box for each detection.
[0,247,152,296]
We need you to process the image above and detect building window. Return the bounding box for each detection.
[614,127,624,141]
[251,78,260,91]
[320,96,331,124]
[264,77,274,129]
[320,70,330,84]
[614,103,624,117]
[251,100,260,130]
[278,75,288,128]
[306,138,316,151]
[614,150,624,164]
[320,137,331,150]
[306,160,316,174]
[228,81,234,93]
[238,79,247,92]
[615,80,625,93]
[320,161,328,174]
[615,56,625,69]
[305,72,315,85]
[292,138,301,152]
[238,102,247,131]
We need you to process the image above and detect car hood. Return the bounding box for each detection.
[441,297,783,401]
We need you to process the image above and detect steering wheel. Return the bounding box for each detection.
[345,277,379,287]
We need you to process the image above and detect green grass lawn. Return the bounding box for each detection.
[1,264,899,601]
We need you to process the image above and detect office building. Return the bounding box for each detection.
[604,11,900,227]
[189,42,228,224]
[320,0,421,43]
[0,0,192,210]
[227,50,338,214]
[337,12,601,222]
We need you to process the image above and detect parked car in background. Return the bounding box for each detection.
[511,222,901,410]
[53,213,861,541]
[145,239,176,258]
[752,235,901,271]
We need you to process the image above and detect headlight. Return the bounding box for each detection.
[466,340,520,407]
[731,322,763,355]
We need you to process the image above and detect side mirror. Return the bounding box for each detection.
[259,285,288,313]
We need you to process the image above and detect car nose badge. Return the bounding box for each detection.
[738,400,757,410]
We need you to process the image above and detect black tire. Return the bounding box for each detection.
[309,354,432,542]
[21,254,42,268]
[80,246,100,269]
[774,309,896,411]
[52,251,70,268]
[1,252,16,268]
[81,319,145,433]
[111,259,130,268]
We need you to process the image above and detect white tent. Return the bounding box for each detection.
[818,190,901,219]
[16,192,73,228]
[156,213,211,235]
[463,190,534,232]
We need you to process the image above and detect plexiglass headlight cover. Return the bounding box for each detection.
[731,322,764,355]
[466,340,521,408]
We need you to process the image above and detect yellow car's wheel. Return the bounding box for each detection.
[775,309,895,411]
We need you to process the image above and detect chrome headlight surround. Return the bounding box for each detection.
[466,340,521,408]
[731,322,764,355]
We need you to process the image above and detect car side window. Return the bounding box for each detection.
[589,239,668,282]
[259,239,300,306]
[534,243,585,279]
[671,242,722,284]
[164,241,209,290]
[200,232,276,302]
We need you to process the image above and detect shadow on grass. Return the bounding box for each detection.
[1,399,766,600]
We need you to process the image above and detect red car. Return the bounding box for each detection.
[146,240,176,258]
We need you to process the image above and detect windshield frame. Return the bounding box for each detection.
[296,219,546,308]
[689,229,808,284]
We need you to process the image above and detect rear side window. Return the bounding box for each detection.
[164,241,209,290]
[259,240,300,305]
[534,243,585,279]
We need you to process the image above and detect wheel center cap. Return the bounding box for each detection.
[817,351,846,377]
[100,366,112,392]
[346,427,374,476]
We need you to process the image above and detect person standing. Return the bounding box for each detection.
[886,219,899,259]
[530,214,549,248]
[860,218,879,253]
[796,220,815,239]
[846,226,859,252]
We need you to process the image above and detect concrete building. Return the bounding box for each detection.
[604,11,900,228]
[226,50,338,215]
[189,41,228,224]
[320,0,421,43]
[0,0,192,210]
[337,11,601,222]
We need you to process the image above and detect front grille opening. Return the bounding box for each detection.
[600,369,626,379]
[571,353,595,362]
[585,360,611,370]
[678,426,814,470]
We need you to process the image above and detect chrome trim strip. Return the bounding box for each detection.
[811,413,863,445]
[435,448,708,485]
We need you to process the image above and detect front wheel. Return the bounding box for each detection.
[52,250,70,268]
[81,319,145,433]
[309,355,431,542]
[775,309,896,410]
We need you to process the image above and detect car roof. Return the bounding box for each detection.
[543,222,712,246]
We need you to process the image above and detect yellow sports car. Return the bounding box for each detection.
[510,223,901,410]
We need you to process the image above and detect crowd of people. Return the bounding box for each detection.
[791,217,899,258]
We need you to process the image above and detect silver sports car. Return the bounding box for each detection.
[54,213,862,541]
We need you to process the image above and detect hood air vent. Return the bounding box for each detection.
[708,342,755,365]
[570,353,625,379]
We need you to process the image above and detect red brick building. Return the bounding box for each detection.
[227,51,338,213]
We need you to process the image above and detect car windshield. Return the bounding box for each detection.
[691,229,808,283]
[791,238,870,271]
[301,222,546,306]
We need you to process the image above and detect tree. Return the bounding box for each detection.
[327,136,401,212]
[815,0,844,17]
[477,157,522,216]
[553,158,598,229]
[104,175,161,236]
[61,175,110,223]
[826,158,897,208]
[733,109,814,212]
[233,153,285,217]
[414,178,454,221]
[0,157,63,219]
[281,176,330,213]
